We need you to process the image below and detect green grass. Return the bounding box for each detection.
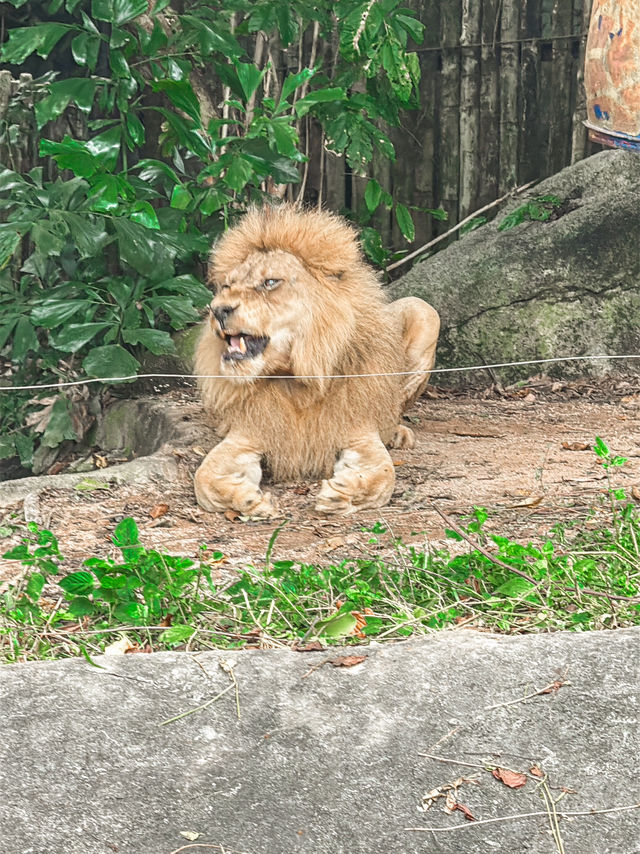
[1,498,639,662]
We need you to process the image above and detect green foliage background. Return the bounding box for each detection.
[0,0,428,470]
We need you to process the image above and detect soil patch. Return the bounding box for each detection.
[2,377,639,582]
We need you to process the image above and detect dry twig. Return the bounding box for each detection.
[386,181,536,272]
[405,802,640,833]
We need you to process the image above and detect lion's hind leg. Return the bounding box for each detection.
[388,296,440,408]
[315,434,395,515]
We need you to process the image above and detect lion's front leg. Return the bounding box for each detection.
[315,434,395,515]
[194,433,278,519]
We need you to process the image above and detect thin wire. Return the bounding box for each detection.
[2,353,640,392]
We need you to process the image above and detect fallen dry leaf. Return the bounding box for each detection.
[150,503,169,519]
[539,679,565,694]
[329,655,366,668]
[530,765,544,778]
[443,791,457,814]
[179,831,201,841]
[224,508,240,522]
[294,641,324,652]
[124,643,152,654]
[561,441,591,452]
[492,767,527,789]
[418,776,479,813]
[47,461,67,476]
[104,635,136,656]
[393,459,407,467]
[505,494,543,509]
[94,453,108,469]
[192,445,206,457]
[453,802,476,821]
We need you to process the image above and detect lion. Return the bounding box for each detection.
[193,204,439,518]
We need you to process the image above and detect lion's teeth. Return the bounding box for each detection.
[238,336,247,354]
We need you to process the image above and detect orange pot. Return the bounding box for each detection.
[584,0,640,148]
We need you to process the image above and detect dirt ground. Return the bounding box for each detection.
[2,375,640,582]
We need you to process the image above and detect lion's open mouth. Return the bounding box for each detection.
[222,333,269,362]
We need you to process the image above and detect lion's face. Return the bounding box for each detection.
[207,249,321,378]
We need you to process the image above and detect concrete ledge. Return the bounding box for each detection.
[1,629,638,853]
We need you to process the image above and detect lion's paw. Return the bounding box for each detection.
[314,480,356,516]
[243,492,280,520]
[388,424,415,450]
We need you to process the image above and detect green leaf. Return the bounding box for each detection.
[395,13,425,44]
[71,32,101,71]
[268,121,299,158]
[152,80,201,125]
[58,212,110,257]
[153,108,211,160]
[86,126,122,171]
[295,88,346,117]
[129,201,160,230]
[234,61,265,102]
[1,24,75,64]
[317,611,358,639]
[279,68,315,106]
[364,179,383,213]
[31,300,87,328]
[41,396,78,447]
[3,544,30,560]
[50,322,113,353]
[14,433,34,467]
[82,344,140,379]
[59,570,95,595]
[135,159,180,186]
[275,5,295,46]
[395,202,415,241]
[159,624,196,645]
[199,186,229,216]
[26,572,46,600]
[494,577,537,598]
[170,184,192,210]
[121,328,175,355]
[35,79,98,129]
[224,156,255,193]
[87,174,119,212]
[74,477,111,492]
[0,437,15,460]
[114,601,146,623]
[113,516,139,547]
[91,0,147,26]
[40,137,98,178]
[360,226,388,266]
[125,112,146,147]
[31,221,66,258]
[68,596,96,617]
[12,316,38,361]
[113,218,168,277]
[180,15,242,58]
[0,230,21,270]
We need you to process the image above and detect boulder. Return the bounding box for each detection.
[389,150,640,383]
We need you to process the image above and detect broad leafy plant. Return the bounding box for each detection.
[0,0,428,468]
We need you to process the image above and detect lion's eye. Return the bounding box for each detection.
[260,278,282,292]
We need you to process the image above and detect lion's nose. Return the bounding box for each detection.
[212,305,235,328]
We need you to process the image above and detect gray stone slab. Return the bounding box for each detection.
[0,455,178,507]
[1,629,639,854]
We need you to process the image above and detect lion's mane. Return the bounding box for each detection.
[195,205,405,481]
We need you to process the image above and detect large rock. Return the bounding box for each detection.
[0,630,639,853]
[390,150,640,383]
